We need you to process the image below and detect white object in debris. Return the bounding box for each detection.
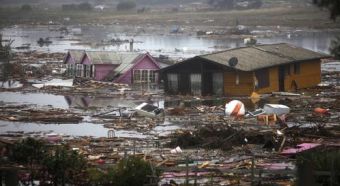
[272,92,301,96]
[170,146,182,154]
[321,61,340,72]
[44,79,73,87]
[135,103,164,118]
[276,130,284,136]
[263,104,290,116]
[32,84,44,89]
[225,100,245,117]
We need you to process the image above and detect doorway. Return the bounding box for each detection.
[278,66,285,91]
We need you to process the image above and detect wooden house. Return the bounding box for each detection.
[160,43,329,96]
[80,51,125,80]
[63,49,85,76]
[64,50,161,84]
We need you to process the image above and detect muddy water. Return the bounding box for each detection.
[1,25,338,58]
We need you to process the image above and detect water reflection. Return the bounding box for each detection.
[0,120,147,138]
[0,92,69,109]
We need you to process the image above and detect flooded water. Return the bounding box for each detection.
[0,90,311,137]
[0,120,147,138]
[1,25,338,58]
[0,92,69,109]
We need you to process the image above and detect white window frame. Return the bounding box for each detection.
[133,69,157,84]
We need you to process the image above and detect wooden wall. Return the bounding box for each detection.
[284,60,321,91]
[256,67,279,94]
[223,71,254,96]
[256,59,321,93]
[163,58,321,96]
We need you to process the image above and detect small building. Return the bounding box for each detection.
[160,43,329,96]
[64,50,161,85]
[63,49,85,76]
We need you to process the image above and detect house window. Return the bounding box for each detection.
[67,64,75,76]
[133,70,157,84]
[255,69,269,89]
[84,65,91,77]
[133,70,141,83]
[141,70,148,83]
[71,64,76,76]
[167,73,178,93]
[149,71,156,83]
[190,73,202,95]
[76,64,83,77]
[294,63,300,74]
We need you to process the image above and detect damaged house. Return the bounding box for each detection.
[160,43,329,96]
[64,51,161,85]
[63,49,86,76]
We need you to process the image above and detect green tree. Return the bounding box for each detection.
[43,145,87,186]
[11,137,47,185]
[313,0,340,59]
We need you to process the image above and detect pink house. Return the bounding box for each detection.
[64,50,161,84]
[63,49,85,76]
[80,51,123,80]
[111,53,161,85]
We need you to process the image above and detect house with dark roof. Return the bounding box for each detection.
[160,43,330,96]
[64,50,161,85]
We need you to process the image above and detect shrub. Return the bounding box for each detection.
[111,156,159,186]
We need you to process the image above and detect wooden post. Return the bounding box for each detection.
[251,156,255,186]
[330,157,335,186]
[186,156,189,186]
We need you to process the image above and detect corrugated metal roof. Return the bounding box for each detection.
[68,49,85,63]
[198,43,329,71]
[84,51,141,69]
[113,53,143,74]
[85,51,123,64]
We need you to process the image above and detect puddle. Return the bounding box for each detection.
[0,120,147,138]
[0,92,69,109]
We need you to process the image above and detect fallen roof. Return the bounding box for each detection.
[163,43,330,72]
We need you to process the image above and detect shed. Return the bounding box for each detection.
[160,43,330,96]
